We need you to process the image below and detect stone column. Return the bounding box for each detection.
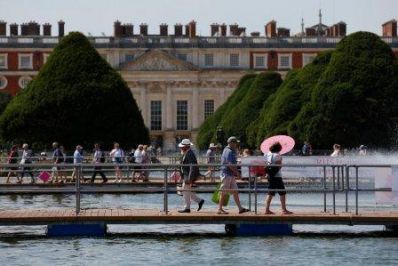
[166,86,173,129]
[192,87,199,130]
[140,85,148,127]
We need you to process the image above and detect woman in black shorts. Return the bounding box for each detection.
[264,142,292,215]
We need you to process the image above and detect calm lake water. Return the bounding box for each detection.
[1,192,397,265]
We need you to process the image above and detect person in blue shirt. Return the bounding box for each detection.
[71,145,84,182]
[218,136,249,215]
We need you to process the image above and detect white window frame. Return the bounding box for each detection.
[229,53,240,67]
[0,76,8,90]
[43,53,50,64]
[278,53,292,69]
[253,53,268,69]
[302,53,317,66]
[204,54,214,67]
[150,100,162,131]
[177,53,187,61]
[18,76,32,89]
[125,53,135,62]
[204,99,215,120]
[176,100,188,131]
[0,54,8,69]
[18,54,33,69]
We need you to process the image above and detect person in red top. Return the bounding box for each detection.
[6,145,19,184]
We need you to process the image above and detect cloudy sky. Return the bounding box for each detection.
[0,0,396,36]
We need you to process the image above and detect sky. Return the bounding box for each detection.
[0,0,397,36]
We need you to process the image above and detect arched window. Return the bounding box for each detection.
[18,76,32,89]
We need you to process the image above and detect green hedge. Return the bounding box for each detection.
[0,32,149,150]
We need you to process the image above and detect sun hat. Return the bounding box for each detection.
[178,139,194,148]
[209,143,217,148]
[227,136,239,143]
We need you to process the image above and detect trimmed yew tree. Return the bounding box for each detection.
[0,32,149,149]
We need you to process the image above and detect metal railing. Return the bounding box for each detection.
[0,162,393,216]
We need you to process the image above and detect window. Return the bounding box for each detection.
[0,54,7,69]
[176,100,188,130]
[150,101,162,131]
[204,100,214,120]
[230,54,239,67]
[43,54,50,64]
[19,76,32,89]
[125,54,135,62]
[18,54,33,69]
[0,76,7,90]
[303,54,317,66]
[204,54,214,67]
[278,54,292,69]
[253,54,267,69]
[177,53,187,61]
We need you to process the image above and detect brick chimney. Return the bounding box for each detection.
[140,23,148,36]
[124,24,134,37]
[305,27,316,36]
[28,21,40,35]
[114,20,122,37]
[43,23,51,36]
[184,24,190,37]
[10,23,18,36]
[277,27,290,37]
[21,23,29,36]
[229,24,239,36]
[160,23,168,36]
[220,24,227,37]
[265,20,277,38]
[211,23,219,36]
[237,27,246,36]
[251,32,260,37]
[0,21,6,36]
[382,19,397,37]
[58,20,65,37]
[188,20,196,38]
[174,24,183,36]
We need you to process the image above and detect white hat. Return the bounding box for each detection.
[227,136,239,143]
[209,143,216,148]
[178,139,194,148]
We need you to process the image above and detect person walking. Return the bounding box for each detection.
[6,145,19,184]
[110,142,124,183]
[91,143,108,183]
[204,143,217,182]
[217,137,249,215]
[177,139,204,213]
[58,146,68,183]
[141,145,150,182]
[51,142,64,183]
[264,142,292,215]
[20,143,35,184]
[71,145,84,182]
[132,144,144,181]
[331,144,342,157]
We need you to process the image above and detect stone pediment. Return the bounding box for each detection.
[121,49,198,71]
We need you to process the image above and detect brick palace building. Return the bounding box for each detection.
[0,13,397,150]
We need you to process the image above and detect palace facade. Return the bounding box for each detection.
[0,17,397,150]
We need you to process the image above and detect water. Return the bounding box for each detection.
[0,193,397,265]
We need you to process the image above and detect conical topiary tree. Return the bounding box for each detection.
[0,32,149,150]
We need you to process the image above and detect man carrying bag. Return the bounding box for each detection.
[177,139,205,213]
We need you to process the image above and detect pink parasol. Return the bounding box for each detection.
[260,135,295,155]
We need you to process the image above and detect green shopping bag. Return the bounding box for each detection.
[211,183,230,206]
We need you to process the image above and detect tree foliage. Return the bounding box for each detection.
[0,32,149,149]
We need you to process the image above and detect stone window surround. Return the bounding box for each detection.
[0,53,8,69]
[18,75,32,89]
[150,100,162,131]
[253,53,268,69]
[302,53,317,66]
[18,53,33,69]
[176,99,189,131]
[229,53,240,67]
[204,99,215,120]
[278,53,292,69]
[0,76,7,90]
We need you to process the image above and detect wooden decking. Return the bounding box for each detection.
[0,209,397,226]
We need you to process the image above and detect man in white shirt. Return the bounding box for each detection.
[132,145,144,181]
[20,143,35,184]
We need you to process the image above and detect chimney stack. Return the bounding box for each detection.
[58,20,65,37]
[43,23,52,36]
[220,24,227,37]
[185,24,190,37]
[211,23,219,36]
[229,24,239,36]
[21,23,29,35]
[27,21,40,35]
[188,20,196,38]
[124,24,133,37]
[160,23,168,36]
[114,20,122,37]
[277,27,290,37]
[382,19,397,37]
[10,23,18,36]
[305,27,316,36]
[0,21,6,36]
[140,23,148,36]
[265,20,277,38]
[175,24,183,36]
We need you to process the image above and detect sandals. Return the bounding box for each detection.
[217,209,229,215]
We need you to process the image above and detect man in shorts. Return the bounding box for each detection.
[218,136,249,215]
